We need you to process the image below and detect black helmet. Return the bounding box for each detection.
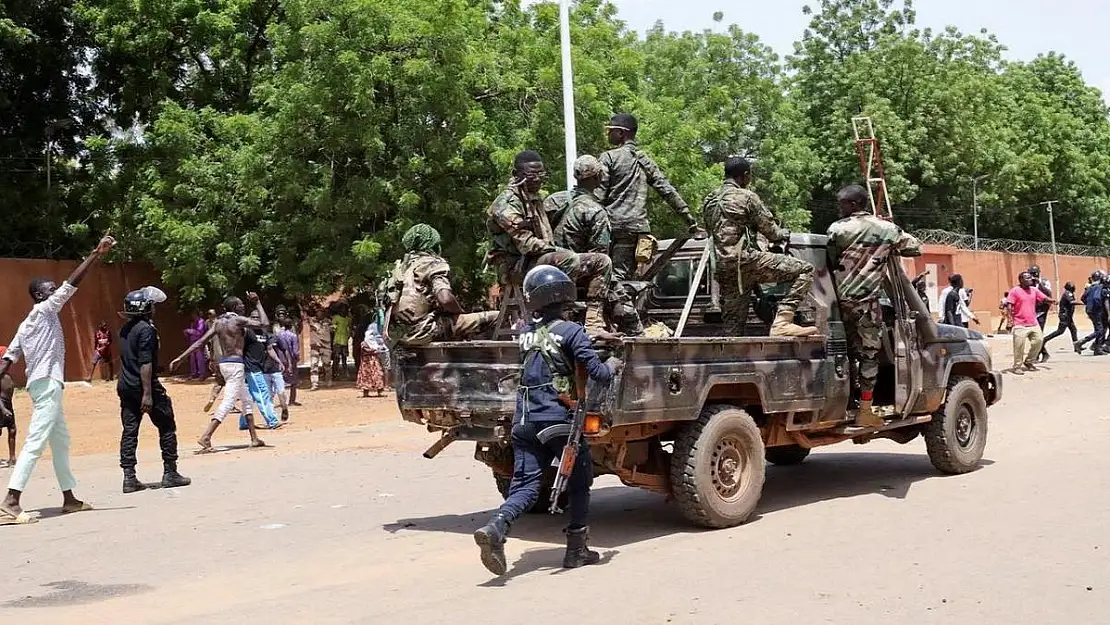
[1029,265,1041,276]
[1092,270,1104,282]
[522,265,575,313]
[122,286,168,317]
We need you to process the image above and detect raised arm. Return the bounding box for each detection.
[66,235,117,290]
[247,292,268,327]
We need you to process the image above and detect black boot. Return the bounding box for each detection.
[161,462,192,489]
[473,514,510,575]
[122,469,147,494]
[562,526,601,569]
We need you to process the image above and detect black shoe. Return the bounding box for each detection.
[161,468,192,489]
[1039,352,1050,363]
[1074,341,1085,354]
[562,526,602,569]
[473,514,510,575]
[122,471,147,494]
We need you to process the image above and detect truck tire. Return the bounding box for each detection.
[765,445,811,466]
[925,377,988,474]
[494,471,564,514]
[671,404,766,529]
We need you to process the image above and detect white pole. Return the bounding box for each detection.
[559,0,577,196]
[1045,201,1061,294]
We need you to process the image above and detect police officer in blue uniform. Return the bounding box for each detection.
[473,265,621,576]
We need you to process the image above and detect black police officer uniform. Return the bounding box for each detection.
[473,265,617,576]
[117,288,191,493]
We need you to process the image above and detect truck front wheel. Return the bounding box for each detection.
[924,377,988,474]
[671,405,766,529]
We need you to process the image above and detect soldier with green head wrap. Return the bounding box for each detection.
[386,224,498,347]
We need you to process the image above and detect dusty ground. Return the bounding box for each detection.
[1,339,1108,624]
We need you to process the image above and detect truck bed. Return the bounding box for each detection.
[395,335,831,432]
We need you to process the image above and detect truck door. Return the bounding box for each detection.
[887,260,923,415]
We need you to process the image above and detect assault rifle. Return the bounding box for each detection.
[550,363,592,515]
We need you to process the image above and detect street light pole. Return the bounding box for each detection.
[1044,200,1061,294]
[558,0,577,197]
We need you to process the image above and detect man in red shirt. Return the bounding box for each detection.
[86,321,114,383]
[1005,271,1056,374]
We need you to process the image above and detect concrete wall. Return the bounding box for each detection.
[905,245,1110,329]
[0,259,191,386]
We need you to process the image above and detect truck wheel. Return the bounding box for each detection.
[925,377,988,474]
[494,471,564,514]
[671,404,766,529]
[765,445,811,466]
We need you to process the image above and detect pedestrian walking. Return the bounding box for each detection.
[1043,281,1078,350]
[275,318,301,408]
[1005,271,1054,374]
[356,325,387,398]
[86,321,115,383]
[1076,272,1107,355]
[117,287,191,493]
[0,234,115,525]
[308,307,333,390]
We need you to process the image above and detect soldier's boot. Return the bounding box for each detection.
[122,469,147,494]
[770,309,818,338]
[584,302,607,337]
[562,526,601,569]
[161,462,192,489]
[855,392,884,428]
[473,514,511,576]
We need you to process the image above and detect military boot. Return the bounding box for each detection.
[473,514,511,575]
[855,399,884,428]
[161,462,192,489]
[122,469,147,494]
[584,301,607,336]
[562,526,601,569]
[770,309,818,337]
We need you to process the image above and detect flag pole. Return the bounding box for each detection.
[559,0,577,196]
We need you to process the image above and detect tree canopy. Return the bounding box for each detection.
[3,0,1109,304]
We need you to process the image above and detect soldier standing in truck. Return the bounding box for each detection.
[597,113,703,282]
[472,265,620,576]
[386,224,498,347]
[826,184,922,427]
[703,157,817,338]
[486,150,613,335]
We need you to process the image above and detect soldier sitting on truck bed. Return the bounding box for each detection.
[486,150,613,336]
[826,184,922,427]
[386,224,499,347]
[703,157,817,338]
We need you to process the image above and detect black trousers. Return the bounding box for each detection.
[1078,313,1107,351]
[1037,313,1049,357]
[119,385,179,471]
[1043,318,1078,345]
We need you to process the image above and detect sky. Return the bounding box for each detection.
[606,0,1110,102]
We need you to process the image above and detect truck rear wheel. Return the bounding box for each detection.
[765,445,811,466]
[925,377,988,474]
[671,405,766,528]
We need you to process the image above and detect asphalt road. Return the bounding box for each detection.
[1,344,1107,624]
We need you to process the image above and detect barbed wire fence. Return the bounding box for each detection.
[913,229,1110,258]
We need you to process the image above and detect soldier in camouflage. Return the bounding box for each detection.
[386,224,499,347]
[598,113,703,282]
[826,184,922,427]
[558,155,644,336]
[486,151,612,335]
[703,158,816,338]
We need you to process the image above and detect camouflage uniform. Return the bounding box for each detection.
[555,188,611,254]
[486,184,612,329]
[388,252,498,347]
[826,211,922,392]
[597,141,695,280]
[703,180,815,335]
[544,191,570,234]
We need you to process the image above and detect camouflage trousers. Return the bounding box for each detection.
[716,252,815,335]
[609,232,642,282]
[393,311,500,347]
[530,250,612,301]
[841,300,883,393]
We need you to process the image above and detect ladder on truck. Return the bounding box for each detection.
[851,116,894,221]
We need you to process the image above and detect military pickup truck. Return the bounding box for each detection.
[393,234,1002,528]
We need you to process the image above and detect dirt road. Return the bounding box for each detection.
[1,343,1107,624]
